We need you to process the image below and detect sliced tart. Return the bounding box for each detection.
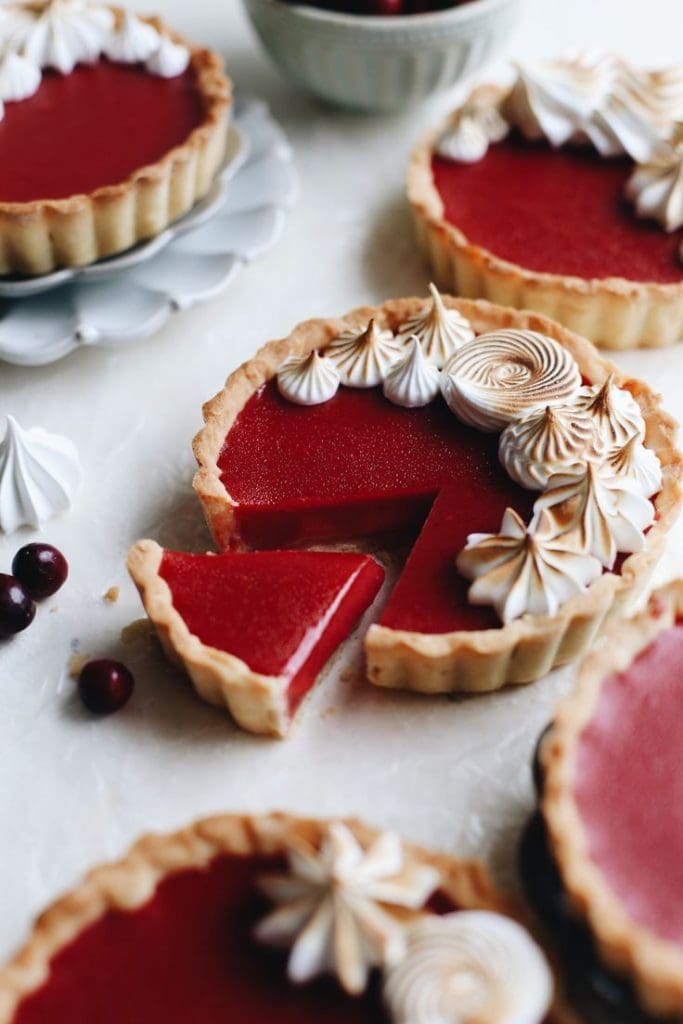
[192,295,681,704]
[0,1,231,275]
[408,58,683,349]
[127,541,384,737]
[0,812,574,1023]
[523,581,683,1020]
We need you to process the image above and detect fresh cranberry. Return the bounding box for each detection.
[0,574,36,637]
[12,543,68,600]
[78,659,134,714]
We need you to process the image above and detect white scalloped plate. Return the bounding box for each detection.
[0,96,298,366]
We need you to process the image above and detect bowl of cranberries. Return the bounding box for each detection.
[243,0,519,112]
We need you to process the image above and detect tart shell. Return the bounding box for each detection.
[0,6,231,277]
[541,580,683,1018]
[193,296,682,698]
[0,811,577,1023]
[407,84,683,351]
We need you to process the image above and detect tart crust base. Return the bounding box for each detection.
[0,811,576,1023]
[0,7,231,277]
[407,85,683,351]
[193,296,682,698]
[542,581,683,1017]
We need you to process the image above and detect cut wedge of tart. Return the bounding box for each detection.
[0,812,575,1023]
[522,581,683,1020]
[0,1,231,275]
[192,295,681,710]
[127,541,384,737]
[408,57,683,349]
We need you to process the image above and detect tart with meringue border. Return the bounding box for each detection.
[0,0,230,276]
[408,56,683,349]
[0,811,576,1023]
[521,580,683,1021]
[187,293,681,715]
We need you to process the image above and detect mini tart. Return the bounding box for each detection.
[408,84,683,350]
[541,581,683,1017]
[0,4,231,276]
[0,811,574,1023]
[193,296,682,698]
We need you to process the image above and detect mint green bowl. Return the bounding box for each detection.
[243,0,521,113]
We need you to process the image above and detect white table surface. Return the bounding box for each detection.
[2,0,683,967]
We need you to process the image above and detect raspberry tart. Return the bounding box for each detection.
[142,292,682,738]
[408,56,683,349]
[524,581,683,1021]
[0,811,575,1023]
[0,1,231,275]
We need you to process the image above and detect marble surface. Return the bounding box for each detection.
[1,0,682,968]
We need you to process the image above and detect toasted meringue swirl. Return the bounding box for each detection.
[383,911,553,1024]
[383,337,441,408]
[606,436,663,498]
[436,102,509,164]
[575,375,645,451]
[277,350,340,406]
[626,125,683,232]
[327,319,404,388]
[499,403,597,490]
[441,329,581,432]
[395,285,475,369]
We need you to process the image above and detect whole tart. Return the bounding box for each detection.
[0,1,231,275]
[526,581,683,1019]
[0,811,573,1023]
[408,70,683,350]
[190,295,681,710]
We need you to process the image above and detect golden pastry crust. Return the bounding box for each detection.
[0,810,577,1023]
[193,295,682,697]
[126,539,294,737]
[0,4,231,276]
[407,84,683,351]
[541,580,683,1018]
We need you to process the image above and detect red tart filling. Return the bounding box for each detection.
[219,382,534,634]
[432,136,682,285]
[0,59,205,203]
[159,548,384,712]
[573,622,683,946]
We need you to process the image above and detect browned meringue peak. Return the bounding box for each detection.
[326,318,405,388]
[574,375,646,451]
[456,507,602,624]
[533,461,655,569]
[395,284,475,369]
[625,124,683,232]
[498,402,598,490]
[606,434,663,498]
[277,350,340,406]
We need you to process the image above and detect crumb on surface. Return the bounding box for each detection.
[68,653,90,680]
[121,618,153,645]
[103,586,120,604]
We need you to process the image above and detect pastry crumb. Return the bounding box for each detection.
[103,586,120,604]
[121,618,153,645]
[68,653,90,680]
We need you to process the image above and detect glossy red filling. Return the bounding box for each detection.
[432,136,682,285]
[0,59,204,203]
[159,549,384,711]
[219,383,533,634]
[13,853,390,1023]
[574,622,683,946]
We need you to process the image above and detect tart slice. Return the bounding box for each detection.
[0,811,574,1023]
[523,581,683,1019]
[408,57,683,349]
[127,540,384,736]
[0,1,231,275]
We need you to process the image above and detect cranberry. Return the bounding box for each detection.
[0,573,36,637]
[12,543,68,600]
[78,659,134,714]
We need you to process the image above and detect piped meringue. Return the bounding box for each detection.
[254,822,440,996]
[533,462,655,569]
[456,507,602,623]
[0,416,82,533]
[574,375,645,451]
[383,337,441,408]
[0,6,39,55]
[436,102,509,164]
[0,51,40,101]
[326,319,405,388]
[441,329,581,432]
[146,34,190,78]
[498,403,597,491]
[25,0,114,74]
[277,350,340,406]
[606,435,663,498]
[383,911,553,1024]
[395,284,475,368]
[104,10,160,63]
[626,126,683,232]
